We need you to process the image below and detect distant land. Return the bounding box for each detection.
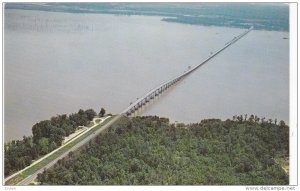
[4,3,290,185]
[5,3,289,31]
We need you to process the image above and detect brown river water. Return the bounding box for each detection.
[4,9,289,141]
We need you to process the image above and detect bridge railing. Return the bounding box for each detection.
[121,26,253,116]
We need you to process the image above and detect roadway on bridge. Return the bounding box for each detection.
[8,26,253,186]
[122,26,253,116]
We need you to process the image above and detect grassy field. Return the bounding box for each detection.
[86,121,95,127]
[5,116,116,185]
[95,119,101,123]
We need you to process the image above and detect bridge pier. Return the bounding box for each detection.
[129,81,178,117]
[137,102,142,109]
[121,27,252,118]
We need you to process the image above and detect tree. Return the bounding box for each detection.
[38,137,49,155]
[85,109,97,121]
[68,151,74,158]
[234,155,254,173]
[5,158,12,176]
[69,113,88,126]
[254,115,260,123]
[9,114,290,185]
[236,115,243,122]
[32,123,42,143]
[232,115,237,121]
[78,109,85,115]
[61,123,74,136]
[99,108,106,117]
[279,120,286,127]
[249,115,254,123]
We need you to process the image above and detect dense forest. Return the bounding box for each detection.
[37,115,289,185]
[4,108,100,177]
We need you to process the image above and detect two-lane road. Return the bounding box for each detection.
[12,26,253,186]
[14,115,122,185]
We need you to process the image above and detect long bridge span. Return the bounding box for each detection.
[8,26,253,186]
[122,26,253,116]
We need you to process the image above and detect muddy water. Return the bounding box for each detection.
[4,9,289,141]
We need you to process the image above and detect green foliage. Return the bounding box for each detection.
[5,108,102,177]
[85,109,97,121]
[99,108,106,117]
[37,115,289,185]
[38,137,49,155]
[4,136,36,176]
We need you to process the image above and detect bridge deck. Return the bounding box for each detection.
[122,26,253,116]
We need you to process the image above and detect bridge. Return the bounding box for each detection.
[122,26,253,117]
[6,26,253,186]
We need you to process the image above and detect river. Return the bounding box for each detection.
[4,9,289,141]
